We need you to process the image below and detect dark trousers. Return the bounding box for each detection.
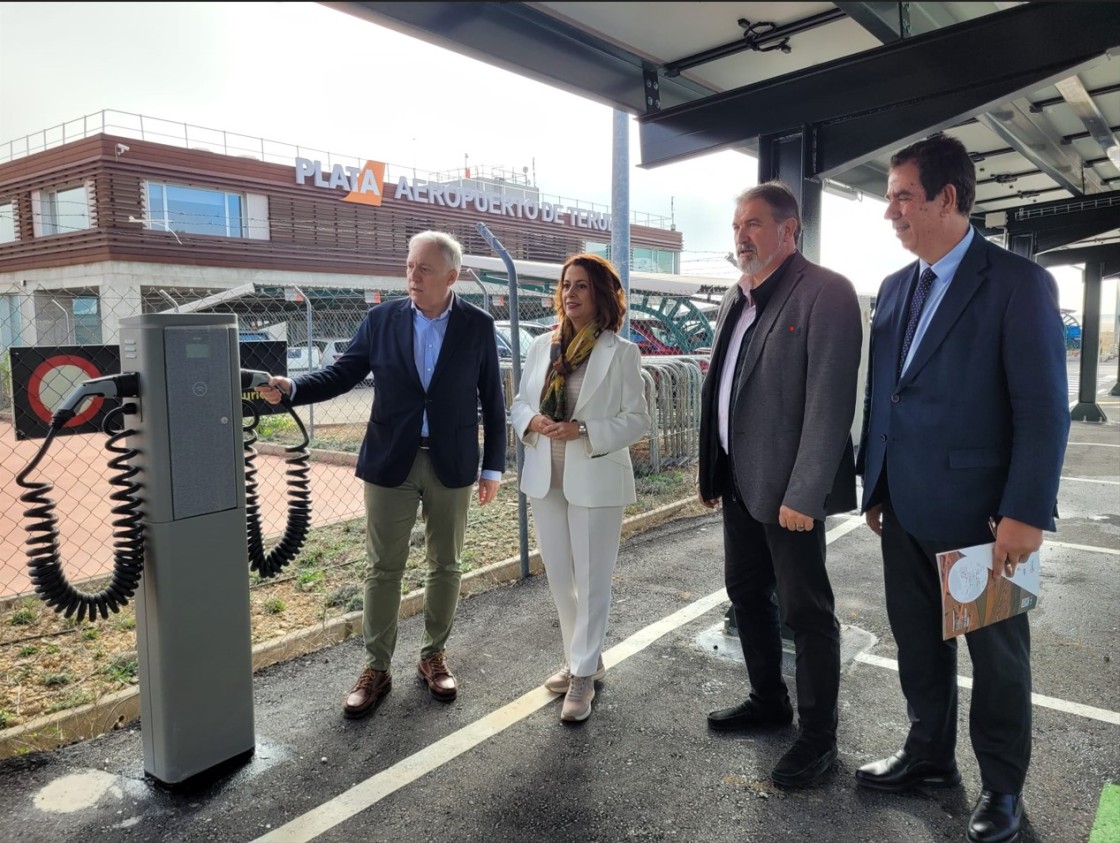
[721,490,840,745]
[881,503,1032,793]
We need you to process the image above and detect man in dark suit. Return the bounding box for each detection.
[855,133,1069,843]
[698,182,863,788]
[261,230,506,718]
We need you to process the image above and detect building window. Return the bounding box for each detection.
[41,186,90,235]
[588,242,678,274]
[1,294,25,350]
[584,241,611,260]
[72,296,101,344]
[0,202,15,243]
[147,182,244,237]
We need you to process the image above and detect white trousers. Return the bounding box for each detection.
[530,487,624,677]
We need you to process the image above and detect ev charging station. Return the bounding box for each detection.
[118,312,255,785]
[14,309,309,787]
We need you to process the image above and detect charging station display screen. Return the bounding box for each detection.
[185,343,211,359]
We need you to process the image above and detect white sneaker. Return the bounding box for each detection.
[544,658,606,694]
[561,675,595,722]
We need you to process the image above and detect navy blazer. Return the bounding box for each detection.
[858,231,1069,545]
[290,294,506,489]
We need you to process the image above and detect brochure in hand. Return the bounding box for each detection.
[937,542,1040,640]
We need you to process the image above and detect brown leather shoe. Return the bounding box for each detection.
[342,667,391,719]
[417,652,457,701]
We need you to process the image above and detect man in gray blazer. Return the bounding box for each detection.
[698,182,863,788]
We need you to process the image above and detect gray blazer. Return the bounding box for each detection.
[699,252,863,522]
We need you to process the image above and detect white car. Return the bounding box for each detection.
[287,337,372,384]
[285,345,321,376]
[494,321,539,361]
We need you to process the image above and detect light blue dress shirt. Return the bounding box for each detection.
[900,226,975,376]
[412,299,502,483]
[412,300,452,436]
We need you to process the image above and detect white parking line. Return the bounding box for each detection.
[854,653,1120,726]
[1061,476,1120,485]
[1065,442,1120,448]
[252,515,869,842]
[253,588,729,843]
[251,514,1107,842]
[1047,540,1120,556]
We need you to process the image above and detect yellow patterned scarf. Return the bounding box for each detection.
[539,322,600,421]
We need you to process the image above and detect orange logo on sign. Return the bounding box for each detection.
[344,160,386,206]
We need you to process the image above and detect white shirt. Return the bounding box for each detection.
[717,279,757,453]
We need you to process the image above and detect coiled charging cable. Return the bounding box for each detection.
[242,396,312,578]
[14,374,144,621]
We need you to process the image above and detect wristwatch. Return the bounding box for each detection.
[575,420,588,438]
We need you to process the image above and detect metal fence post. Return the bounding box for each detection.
[475,222,530,579]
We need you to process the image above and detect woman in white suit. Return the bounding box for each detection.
[511,254,650,722]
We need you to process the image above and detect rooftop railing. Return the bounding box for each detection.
[1,109,675,230]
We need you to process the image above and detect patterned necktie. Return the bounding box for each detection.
[898,267,936,379]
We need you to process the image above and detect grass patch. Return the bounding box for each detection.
[324,584,360,609]
[101,654,138,684]
[47,691,94,713]
[296,570,324,592]
[1090,784,1120,843]
[8,608,37,626]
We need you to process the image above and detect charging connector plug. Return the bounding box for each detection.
[52,373,140,427]
[240,369,272,390]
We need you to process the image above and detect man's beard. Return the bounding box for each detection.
[737,248,769,276]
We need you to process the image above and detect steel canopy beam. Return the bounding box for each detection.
[1036,244,1120,278]
[982,191,1120,254]
[1055,75,1120,173]
[330,1,715,115]
[637,2,1120,171]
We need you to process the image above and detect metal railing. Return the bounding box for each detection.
[0,109,675,230]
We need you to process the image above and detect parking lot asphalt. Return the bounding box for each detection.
[0,387,1117,843]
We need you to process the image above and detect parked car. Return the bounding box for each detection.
[285,345,321,376]
[627,322,681,356]
[286,337,372,384]
[517,321,553,337]
[494,322,537,362]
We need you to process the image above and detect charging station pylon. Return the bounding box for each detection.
[119,313,255,786]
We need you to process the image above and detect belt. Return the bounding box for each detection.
[419,436,431,449]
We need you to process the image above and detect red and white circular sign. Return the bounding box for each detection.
[27,355,104,428]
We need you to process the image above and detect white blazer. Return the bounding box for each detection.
[511,330,651,508]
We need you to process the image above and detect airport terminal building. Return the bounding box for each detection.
[0,110,693,348]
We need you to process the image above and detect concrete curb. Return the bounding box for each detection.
[0,496,704,760]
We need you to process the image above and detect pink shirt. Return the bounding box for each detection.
[716,277,757,454]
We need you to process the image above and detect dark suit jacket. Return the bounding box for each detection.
[857,230,1069,545]
[290,294,506,489]
[699,252,863,522]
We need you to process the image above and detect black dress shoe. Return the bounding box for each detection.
[854,749,961,792]
[968,790,1023,843]
[771,739,837,788]
[707,696,794,732]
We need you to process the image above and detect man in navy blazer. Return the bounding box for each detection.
[855,134,1069,843]
[262,230,506,718]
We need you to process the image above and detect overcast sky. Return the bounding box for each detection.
[0,1,1103,311]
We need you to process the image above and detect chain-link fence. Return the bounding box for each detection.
[0,286,710,604]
